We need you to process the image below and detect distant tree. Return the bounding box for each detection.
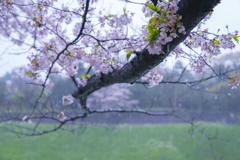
[0,67,44,109]
[87,83,139,109]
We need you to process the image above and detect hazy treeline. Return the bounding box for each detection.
[1,53,240,114]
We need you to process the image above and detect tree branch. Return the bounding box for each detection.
[72,0,221,99]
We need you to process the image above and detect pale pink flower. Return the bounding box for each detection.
[166,36,173,43]
[157,2,167,11]
[76,77,88,87]
[141,66,163,87]
[57,111,67,120]
[178,25,185,33]
[62,95,74,105]
[22,116,32,124]
[45,82,54,90]
[170,33,178,38]
[231,86,237,89]
[148,44,162,55]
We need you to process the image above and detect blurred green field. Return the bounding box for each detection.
[0,123,240,160]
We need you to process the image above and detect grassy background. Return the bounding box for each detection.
[0,123,240,160]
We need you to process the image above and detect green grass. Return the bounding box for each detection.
[0,123,240,160]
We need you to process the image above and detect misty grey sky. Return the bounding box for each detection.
[0,0,240,77]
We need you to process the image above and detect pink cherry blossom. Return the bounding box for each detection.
[62,95,74,105]
[22,116,32,124]
[57,111,67,121]
[45,82,54,90]
[141,66,163,87]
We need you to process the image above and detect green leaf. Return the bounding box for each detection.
[126,53,131,62]
[149,17,155,24]
[214,40,220,46]
[146,32,152,42]
[81,74,86,79]
[126,49,133,54]
[27,71,33,75]
[146,25,155,34]
[126,49,133,61]
[112,57,116,63]
[26,71,37,77]
[146,3,158,12]
[108,14,114,18]
[146,25,158,43]
[233,36,240,43]
[175,18,180,23]
[37,16,41,21]
[81,73,90,79]
[149,37,156,44]
[123,8,126,13]
[162,11,167,16]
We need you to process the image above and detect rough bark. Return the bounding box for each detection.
[72,0,221,99]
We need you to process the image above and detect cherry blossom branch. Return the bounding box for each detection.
[28,0,91,117]
[73,0,221,99]
[183,42,225,78]
[135,65,240,88]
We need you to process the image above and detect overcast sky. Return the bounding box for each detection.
[0,0,240,77]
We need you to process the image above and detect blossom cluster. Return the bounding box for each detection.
[185,30,238,56]
[190,55,207,73]
[183,9,239,74]
[229,72,240,89]
[185,29,239,73]
[142,0,185,55]
[141,66,163,87]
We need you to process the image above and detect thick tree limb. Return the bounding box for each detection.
[72,0,221,99]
